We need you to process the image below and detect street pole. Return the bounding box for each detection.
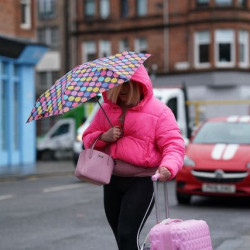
[163,0,169,72]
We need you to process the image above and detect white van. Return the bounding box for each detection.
[72,87,190,165]
[37,118,76,160]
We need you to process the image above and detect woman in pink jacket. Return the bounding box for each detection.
[82,65,185,250]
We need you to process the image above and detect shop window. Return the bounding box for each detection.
[215,0,232,6]
[100,0,110,19]
[238,30,249,68]
[137,0,147,16]
[20,0,31,29]
[37,0,56,19]
[196,0,209,7]
[0,79,7,150]
[215,29,235,67]
[194,31,211,68]
[85,0,95,18]
[0,62,20,152]
[0,62,7,151]
[82,41,96,62]
[99,40,111,57]
[121,0,129,17]
[13,82,19,150]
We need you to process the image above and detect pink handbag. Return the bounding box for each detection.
[75,136,114,185]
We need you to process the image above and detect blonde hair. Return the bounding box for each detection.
[107,81,141,106]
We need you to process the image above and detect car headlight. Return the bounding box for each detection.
[184,156,195,167]
[246,162,250,169]
[76,134,82,142]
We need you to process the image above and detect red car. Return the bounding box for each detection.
[176,116,250,204]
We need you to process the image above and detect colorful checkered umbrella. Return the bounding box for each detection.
[27,51,151,123]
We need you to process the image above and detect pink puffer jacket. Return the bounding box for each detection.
[82,65,185,178]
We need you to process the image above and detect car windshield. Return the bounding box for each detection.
[193,122,250,145]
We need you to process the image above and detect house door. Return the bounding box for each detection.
[0,61,21,170]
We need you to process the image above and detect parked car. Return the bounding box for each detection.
[176,116,250,204]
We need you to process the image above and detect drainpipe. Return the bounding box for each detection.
[64,0,69,72]
[163,0,169,72]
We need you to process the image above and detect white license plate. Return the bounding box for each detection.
[202,184,236,193]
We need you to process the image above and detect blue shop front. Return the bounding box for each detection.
[0,36,47,175]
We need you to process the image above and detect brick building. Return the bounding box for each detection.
[35,0,69,135]
[69,0,250,120]
[0,0,36,39]
[0,0,47,173]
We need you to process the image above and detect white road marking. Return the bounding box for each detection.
[239,116,250,122]
[223,144,239,160]
[43,183,83,193]
[211,144,226,160]
[0,194,13,201]
[227,116,238,122]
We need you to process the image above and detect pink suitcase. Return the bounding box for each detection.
[147,174,213,250]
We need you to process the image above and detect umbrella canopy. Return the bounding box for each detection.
[27,51,150,123]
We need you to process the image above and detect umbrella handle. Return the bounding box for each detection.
[96,97,113,128]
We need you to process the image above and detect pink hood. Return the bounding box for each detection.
[83,65,185,178]
[103,65,153,108]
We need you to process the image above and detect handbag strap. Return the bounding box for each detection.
[88,135,113,166]
[90,135,111,156]
[90,135,102,150]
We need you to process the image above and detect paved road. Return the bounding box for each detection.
[0,175,250,250]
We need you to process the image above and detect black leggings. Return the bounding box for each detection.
[103,175,154,250]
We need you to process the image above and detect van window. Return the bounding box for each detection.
[167,97,178,119]
[51,124,70,138]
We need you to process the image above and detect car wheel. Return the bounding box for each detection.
[176,192,191,205]
[40,150,55,161]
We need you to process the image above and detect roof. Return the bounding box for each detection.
[0,35,47,59]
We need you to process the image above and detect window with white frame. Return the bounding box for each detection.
[134,38,147,53]
[119,39,130,52]
[196,0,209,7]
[20,0,31,29]
[215,0,232,6]
[85,0,95,18]
[38,0,56,18]
[38,71,59,91]
[215,29,235,67]
[137,0,147,16]
[82,41,96,62]
[37,27,59,49]
[194,31,211,68]
[99,40,111,57]
[100,0,110,19]
[238,30,249,67]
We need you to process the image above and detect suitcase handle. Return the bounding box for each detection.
[151,173,170,223]
[139,174,171,250]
